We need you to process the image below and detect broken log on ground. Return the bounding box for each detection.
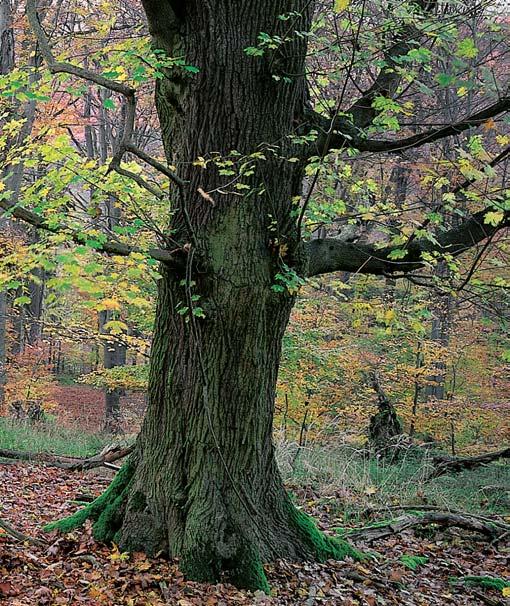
[346,511,509,542]
[425,447,510,481]
[0,443,134,471]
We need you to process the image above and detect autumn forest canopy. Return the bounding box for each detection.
[0,0,509,603]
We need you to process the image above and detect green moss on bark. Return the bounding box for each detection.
[180,540,270,593]
[44,461,135,536]
[180,542,220,585]
[225,543,271,594]
[92,491,129,542]
[287,502,364,562]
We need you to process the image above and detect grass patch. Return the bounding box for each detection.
[276,441,510,517]
[0,418,109,458]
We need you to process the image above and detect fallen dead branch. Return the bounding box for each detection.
[0,516,48,548]
[471,590,506,606]
[425,447,510,481]
[360,504,510,531]
[346,511,507,543]
[0,443,134,471]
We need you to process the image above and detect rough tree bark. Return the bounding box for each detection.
[25,0,510,593]
[47,1,361,591]
[120,2,362,588]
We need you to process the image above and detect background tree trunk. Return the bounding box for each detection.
[0,0,15,404]
[99,310,127,433]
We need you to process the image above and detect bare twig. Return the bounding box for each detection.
[0,516,48,547]
[26,0,183,189]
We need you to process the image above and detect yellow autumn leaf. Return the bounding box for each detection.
[483,117,495,131]
[385,309,396,324]
[502,587,510,597]
[334,0,350,12]
[99,298,121,311]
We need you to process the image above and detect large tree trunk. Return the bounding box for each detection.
[48,0,359,591]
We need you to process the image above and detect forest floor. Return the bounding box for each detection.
[1,462,509,606]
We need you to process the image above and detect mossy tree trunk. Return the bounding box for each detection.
[40,0,509,591]
[49,0,360,592]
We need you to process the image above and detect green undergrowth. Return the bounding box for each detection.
[452,576,510,591]
[399,554,429,571]
[277,442,510,517]
[0,418,108,458]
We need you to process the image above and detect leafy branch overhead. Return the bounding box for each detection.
[2,0,506,281]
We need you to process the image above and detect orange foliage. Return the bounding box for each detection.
[2,344,59,417]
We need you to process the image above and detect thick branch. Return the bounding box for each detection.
[425,447,510,481]
[359,96,510,153]
[310,95,510,157]
[0,197,174,263]
[306,207,510,277]
[405,145,510,250]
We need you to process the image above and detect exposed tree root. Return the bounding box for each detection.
[0,443,134,471]
[286,501,364,562]
[43,462,363,593]
[425,447,510,481]
[0,515,48,548]
[44,460,135,541]
[344,511,507,542]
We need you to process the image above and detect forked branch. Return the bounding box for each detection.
[306,207,510,277]
[25,0,182,189]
